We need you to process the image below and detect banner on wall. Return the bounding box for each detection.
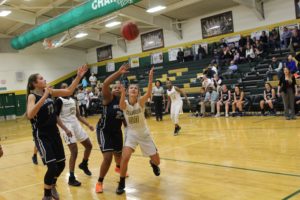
[279,24,299,36]
[106,62,115,72]
[192,43,208,56]
[168,47,182,61]
[129,57,140,68]
[151,52,163,64]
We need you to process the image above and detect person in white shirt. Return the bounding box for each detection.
[165,80,190,136]
[89,73,97,89]
[76,87,88,117]
[116,67,160,195]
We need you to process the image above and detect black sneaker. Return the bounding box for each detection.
[32,155,38,165]
[150,160,160,176]
[68,176,81,187]
[116,182,125,195]
[174,126,181,136]
[79,162,92,176]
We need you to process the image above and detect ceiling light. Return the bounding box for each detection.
[146,5,166,13]
[0,10,11,17]
[75,32,88,38]
[105,21,121,28]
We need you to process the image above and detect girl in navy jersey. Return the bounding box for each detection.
[260,83,277,115]
[95,64,129,193]
[232,85,245,116]
[26,65,87,200]
[215,85,231,117]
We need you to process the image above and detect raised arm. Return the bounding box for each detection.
[102,63,129,104]
[26,88,50,119]
[119,84,127,111]
[140,67,154,106]
[51,64,88,97]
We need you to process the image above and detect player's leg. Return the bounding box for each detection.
[67,143,81,186]
[32,145,38,165]
[79,138,93,176]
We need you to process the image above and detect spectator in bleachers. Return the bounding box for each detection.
[285,55,298,74]
[221,46,234,66]
[212,49,221,66]
[222,60,238,79]
[245,44,256,62]
[254,40,265,58]
[213,74,222,92]
[215,85,231,117]
[204,65,216,78]
[177,48,184,63]
[89,73,97,90]
[232,48,240,63]
[281,27,292,48]
[232,85,245,116]
[278,67,298,120]
[246,36,255,46]
[260,31,269,50]
[238,46,246,63]
[266,57,283,81]
[152,80,165,121]
[269,29,281,51]
[197,45,207,60]
[81,76,88,88]
[201,75,213,91]
[260,83,277,116]
[290,29,300,53]
[200,86,219,117]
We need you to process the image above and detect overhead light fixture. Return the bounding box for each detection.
[105,21,121,28]
[75,32,88,38]
[0,10,11,17]
[146,5,166,13]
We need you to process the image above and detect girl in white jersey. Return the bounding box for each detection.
[165,80,190,136]
[116,67,160,195]
[55,83,94,187]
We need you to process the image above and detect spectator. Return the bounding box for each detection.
[177,48,184,63]
[196,45,207,60]
[221,46,234,66]
[254,40,264,58]
[245,44,256,62]
[204,65,216,79]
[152,80,165,121]
[213,74,222,92]
[246,36,254,46]
[260,83,277,116]
[260,31,269,47]
[281,27,292,48]
[215,85,231,117]
[238,46,246,62]
[81,76,88,88]
[232,48,240,63]
[201,75,213,91]
[232,85,245,116]
[285,55,298,74]
[77,86,88,117]
[222,60,238,79]
[290,29,300,53]
[269,29,281,50]
[200,87,219,117]
[278,67,298,120]
[89,73,97,90]
[212,49,221,66]
[266,57,283,81]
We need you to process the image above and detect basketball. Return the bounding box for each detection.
[121,21,139,41]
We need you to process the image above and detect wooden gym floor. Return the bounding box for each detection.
[1,114,300,200]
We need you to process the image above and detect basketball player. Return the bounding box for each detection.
[32,146,38,165]
[116,67,160,195]
[232,85,245,116]
[165,80,190,136]
[26,65,87,200]
[95,63,129,193]
[215,85,231,117]
[55,83,94,187]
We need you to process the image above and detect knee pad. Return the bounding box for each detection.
[44,162,58,185]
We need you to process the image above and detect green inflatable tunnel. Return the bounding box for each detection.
[11,0,141,50]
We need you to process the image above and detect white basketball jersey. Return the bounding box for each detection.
[167,86,182,104]
[124,100,150,135]
[59,97,77,123]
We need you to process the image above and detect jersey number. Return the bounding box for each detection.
[47,104,54,115]
[116,111,123,119]
[128,116,139,124]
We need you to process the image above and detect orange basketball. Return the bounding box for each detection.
[121,21,139,41]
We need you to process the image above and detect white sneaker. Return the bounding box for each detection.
[215,113,220,117]
[225,113,229,117]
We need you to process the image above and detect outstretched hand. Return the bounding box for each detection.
[149,66,154,82]
[77,64,88,78]
[120,84,126,94]
[118,63,130,75]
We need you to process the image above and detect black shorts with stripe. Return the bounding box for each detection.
[96,127,123,153]
[34,129,65,165]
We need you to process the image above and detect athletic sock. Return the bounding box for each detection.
[98,177,104,183]
[82,159,88,165]
[44,189,51,197]
[70,172,75,178]
[119,177,125,186]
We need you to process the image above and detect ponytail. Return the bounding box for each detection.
[26,73,39,102]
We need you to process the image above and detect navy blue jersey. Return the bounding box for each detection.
[30,94,57,135]
[235,92,241,100]
[265,89,273,100]
[98,96,124,132]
